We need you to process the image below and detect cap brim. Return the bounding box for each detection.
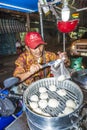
[30,40,47,49]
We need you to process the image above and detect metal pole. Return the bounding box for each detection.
[63,33,65,52]
[38,2,44,39]
[76,7,87,12]
[38,2,46,77]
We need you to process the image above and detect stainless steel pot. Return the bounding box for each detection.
[23,78,83,130]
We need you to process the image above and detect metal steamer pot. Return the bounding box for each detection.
[23,78,83,130]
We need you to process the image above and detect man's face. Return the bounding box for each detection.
[30,45,44,58]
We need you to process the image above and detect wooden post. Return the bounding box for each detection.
[26,13,30,32]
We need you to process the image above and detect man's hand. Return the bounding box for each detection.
[57,51,70,67]
[30,64,42,74]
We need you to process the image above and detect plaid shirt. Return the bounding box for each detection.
[13,50,58,85]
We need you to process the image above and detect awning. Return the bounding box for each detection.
[0,0,38,13]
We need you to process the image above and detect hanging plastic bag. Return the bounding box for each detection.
[51,59,71,81]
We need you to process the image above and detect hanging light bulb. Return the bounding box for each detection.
[61,0,70,22]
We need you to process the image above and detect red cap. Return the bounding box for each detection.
[25,32,46,49]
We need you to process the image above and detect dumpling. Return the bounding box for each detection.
[57,89,67,97]
[63,107,74,115]
[33,107,43,114]
[57,75,66,81]
[30,102,38,109]
[39,87,47,93]
[49,85,56,91]
[58,113,65,117]
[40,92,48,100]
[33,107,51,117]
[41,112,51,117]
[30,95,39,102]
[48,99,59,108]
[66,99,76,109]
[38,100,48,109]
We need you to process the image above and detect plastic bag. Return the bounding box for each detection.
[51,60,70,80]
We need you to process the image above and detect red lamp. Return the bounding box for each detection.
[57,19,79,33]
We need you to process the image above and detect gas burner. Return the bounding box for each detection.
[71,103,87,130]
[68,120,87,130]
[65,120,87,130]
[80,105,87,129]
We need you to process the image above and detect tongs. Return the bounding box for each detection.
[42,59,62,69]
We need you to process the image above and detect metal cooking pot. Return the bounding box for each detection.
[23,78,83,130]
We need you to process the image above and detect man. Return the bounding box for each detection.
[15,40,22,54]
[13,32,70,85]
